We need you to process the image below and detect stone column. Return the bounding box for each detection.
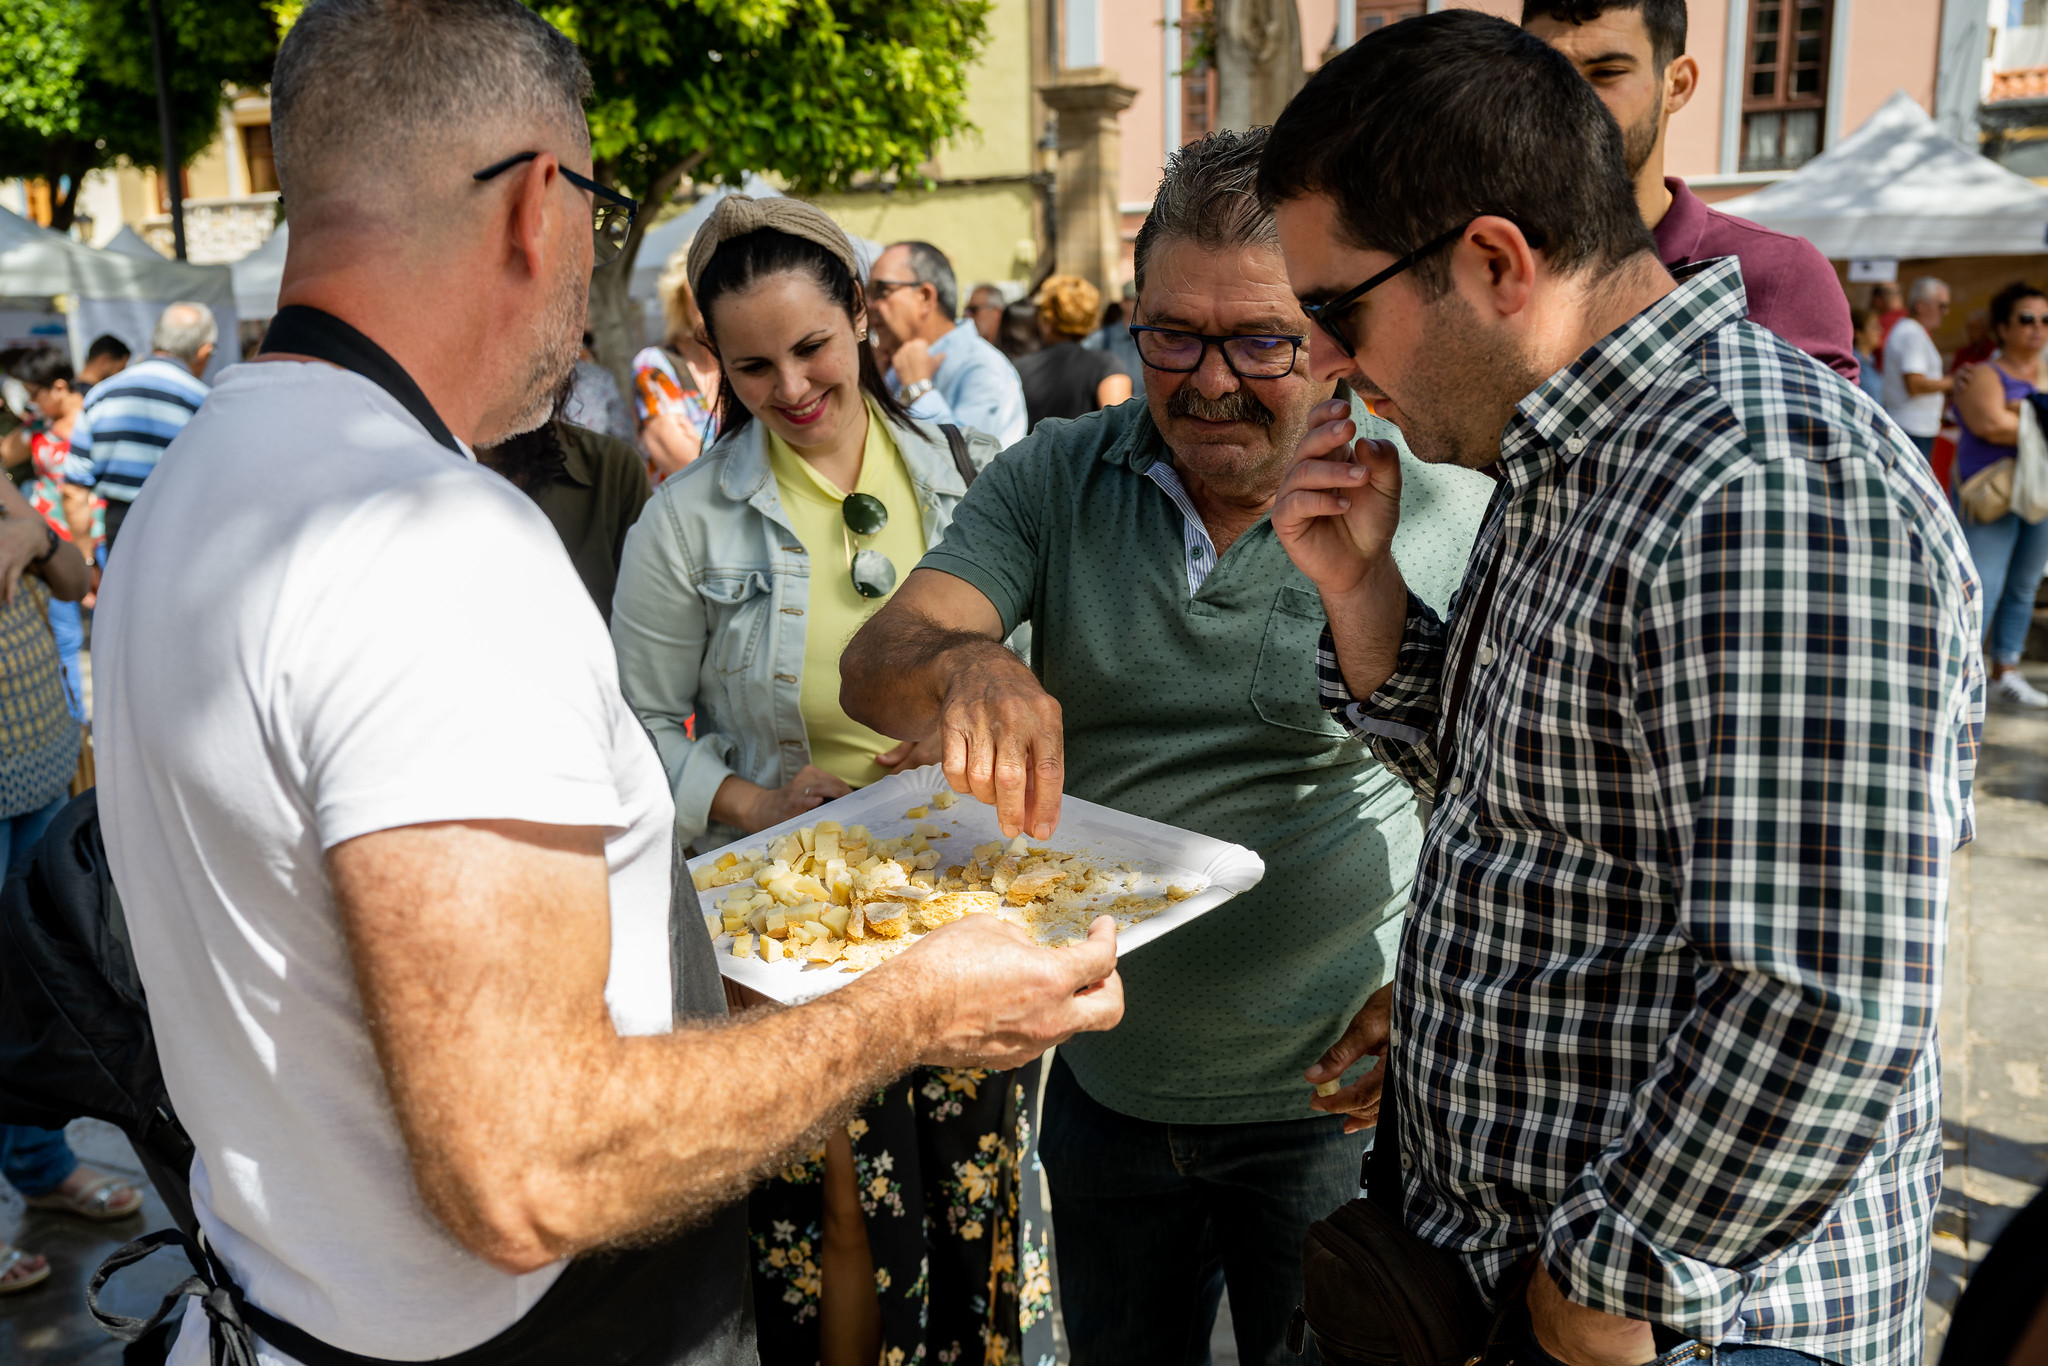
[1039,67,1138,298]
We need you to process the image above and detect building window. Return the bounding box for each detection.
[1181,1,1217,145]
[1356,2,1421,35]
[242,122,278,195]
[1740,0,1831,171]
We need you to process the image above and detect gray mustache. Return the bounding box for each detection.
[1166,385,1275,428]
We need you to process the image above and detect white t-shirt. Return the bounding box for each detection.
[1881,316,1946,436]
[93,361,676,1364]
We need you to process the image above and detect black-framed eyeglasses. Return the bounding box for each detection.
[842,492,896,599]
[1128,325,1306,379]
[1301,224,1467,357]
[473,152,639,268]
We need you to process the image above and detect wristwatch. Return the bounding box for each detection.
[30,522,57,566]
[896,378,935,405]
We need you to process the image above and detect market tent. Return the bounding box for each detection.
[101,226,164,261]
[0,206,237,381]
[629,175,883,342]
[1717,90,2048,258]
[229,220,289,321]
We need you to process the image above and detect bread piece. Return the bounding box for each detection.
[914,890,1003,931]
[864,901,909,939]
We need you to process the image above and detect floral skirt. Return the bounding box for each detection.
[749,1062,1055,1366]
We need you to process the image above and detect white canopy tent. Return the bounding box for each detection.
[628,175,884,344]
[1718,90,2048,259]
[229,220,289,321]
[0,206,237,382]
[101,225,165,261]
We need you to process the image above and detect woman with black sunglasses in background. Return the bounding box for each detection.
[609,197,1050,1366]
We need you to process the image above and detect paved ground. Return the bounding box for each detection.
[8,668,2046,1365]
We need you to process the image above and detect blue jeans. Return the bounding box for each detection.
[46,595,84,722]
[0,793,67,879]
[1961,507,2048,666]
[0,1124,78,1200]
[1521,1331,1837,1365]
[1039,1053,1368,1366]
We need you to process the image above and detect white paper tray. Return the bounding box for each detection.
[686,764,1265,1004]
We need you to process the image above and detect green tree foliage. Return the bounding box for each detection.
[536,0,990,369]
[0,0,278,232]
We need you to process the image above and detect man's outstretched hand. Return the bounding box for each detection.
[887,913,1124,1069]
[937,642,1065,841]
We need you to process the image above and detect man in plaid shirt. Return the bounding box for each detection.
[1259,13,1981,1366]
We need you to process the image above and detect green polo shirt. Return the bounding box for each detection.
[917,398,1489,1123]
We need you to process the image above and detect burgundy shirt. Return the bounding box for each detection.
[1653,177,1858,383]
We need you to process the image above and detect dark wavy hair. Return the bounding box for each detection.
[693,228,913,439]
[1989,280,2048,336]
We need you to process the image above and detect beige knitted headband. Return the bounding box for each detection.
[684,194,863,296]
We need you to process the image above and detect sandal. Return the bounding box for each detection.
[24,1170,144,1221]
[0,1244,51,1295]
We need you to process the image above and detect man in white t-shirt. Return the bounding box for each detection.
[1881,276,1954,458]
[91,4,1123,1364]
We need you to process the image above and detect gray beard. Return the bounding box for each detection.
[486,259,586,445]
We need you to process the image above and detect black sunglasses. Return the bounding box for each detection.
[1301,224,1468,357]
[842,492,896,599]
[473,152,639,268]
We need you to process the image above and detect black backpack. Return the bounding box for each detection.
[0,788,196,1234]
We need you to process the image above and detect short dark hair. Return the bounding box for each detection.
[1134,128,1279,298]
[12,347,74,392]
[695,228,914,438]
[1989,280,2048,333]
[84,334,130,365]
[1257,9,1653,294]
[896,241,958,320]
[1520,0,1687,69]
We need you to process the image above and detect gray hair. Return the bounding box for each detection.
[1906,277,1949,308]
[895,241,958,320]
[151,302,217,362]
[271,0,591,201]
[1133,128,1280,298]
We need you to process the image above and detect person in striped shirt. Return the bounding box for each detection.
[68,301,214,553]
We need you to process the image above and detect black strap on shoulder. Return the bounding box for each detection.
[940,422,976,488]
[260,305,461,455]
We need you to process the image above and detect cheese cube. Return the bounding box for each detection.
[764,912,788,938]
[798,826,816,854]
[691,864,717,892]
[762,935,786,962]
[931,790,957,810]
[732,933,756,958]
[703,912,722,936]
[815,830,841,863]
[715,851,740,871]
[1314,1080,1342,1098]
[821,905,852,936]
[905,805,929,820]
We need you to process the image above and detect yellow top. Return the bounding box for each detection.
[766,401,928,788]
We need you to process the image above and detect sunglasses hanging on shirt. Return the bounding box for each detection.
[842,492,897,599]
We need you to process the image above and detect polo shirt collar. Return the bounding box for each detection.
[1500,255,1747,494]
[931,319,975,357]
[1651,176,1709,264]
[1099,401,1169,474]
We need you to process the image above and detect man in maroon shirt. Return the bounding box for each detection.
[1523,0,1859,382]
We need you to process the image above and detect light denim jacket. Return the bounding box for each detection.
[612,412,1002,851]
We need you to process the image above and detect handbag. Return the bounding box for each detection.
[2015,394,2048,523]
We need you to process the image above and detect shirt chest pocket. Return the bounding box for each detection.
[1251,584,1348,737]
[697,571,774,677]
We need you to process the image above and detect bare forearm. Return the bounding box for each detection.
[469,965,940,1270]
[1323,554,1413,702]
[841,610,1021,741]
[1902,372,1950,397]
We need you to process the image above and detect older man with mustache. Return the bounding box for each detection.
[841,129,1490,1366]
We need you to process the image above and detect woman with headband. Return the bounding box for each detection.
[610,196,1050,1366]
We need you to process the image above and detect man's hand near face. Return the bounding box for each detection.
[889,336,942,388]
[1272,400,1413,700]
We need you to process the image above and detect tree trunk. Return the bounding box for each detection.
[585,152,707,398]
[1213,0,1306,132]
[42,139,98,235]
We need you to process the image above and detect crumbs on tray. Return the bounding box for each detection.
[692,807,1201,973]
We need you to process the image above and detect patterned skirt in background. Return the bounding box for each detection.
[749,1062,1055,1366]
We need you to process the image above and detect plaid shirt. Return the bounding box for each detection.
[1321,258,1982,1363]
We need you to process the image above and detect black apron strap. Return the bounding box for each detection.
[260,305,461,455]
[940,423,976,487]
